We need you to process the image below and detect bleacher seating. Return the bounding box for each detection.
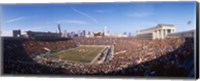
[3,37,194,77]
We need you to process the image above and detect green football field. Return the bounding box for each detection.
[49,46,105,63]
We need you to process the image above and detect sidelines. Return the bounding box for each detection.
[90,46,107,64]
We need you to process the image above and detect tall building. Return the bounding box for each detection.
[57,24,62,35]
[136,24,176,40]
[103,26,109,36]
[123,32,127,35]
[63,30,67,38]
[77,30,81,37]
[128,32,132,37]
[82,30,86,37]
[86,31,92,38]
[13,29,21,37]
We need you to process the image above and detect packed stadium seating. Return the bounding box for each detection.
[3,37,194,77]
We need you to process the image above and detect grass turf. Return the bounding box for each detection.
[49,46,105,63]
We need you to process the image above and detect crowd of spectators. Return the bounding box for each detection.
[3,37,194,76]
[3,39,73,74]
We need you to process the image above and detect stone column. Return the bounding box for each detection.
[160,29,162,39]
[164,29,167,37]
[154,31,157,39]
[170,29,173,34]
[152,31,155,40]
[158,30,161,39]
[171,29,173,33]
[163,29,165,36]
[153,31,156,39]
[156,30,160,39]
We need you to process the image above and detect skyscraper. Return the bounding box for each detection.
[82,30,86,37]
[103,26,109,36]
[63,30,67,38]
[57,24,62,35]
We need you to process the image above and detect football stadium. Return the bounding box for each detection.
[1,2,197,78]
[3,36,195,76]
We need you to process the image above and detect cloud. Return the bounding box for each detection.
[5,16,28,23]
[126,12,153,17]
[71,7,98,23]
[56,20,89,25]
[95,10,112,13]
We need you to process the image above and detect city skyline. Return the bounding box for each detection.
[0,2,196,36]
